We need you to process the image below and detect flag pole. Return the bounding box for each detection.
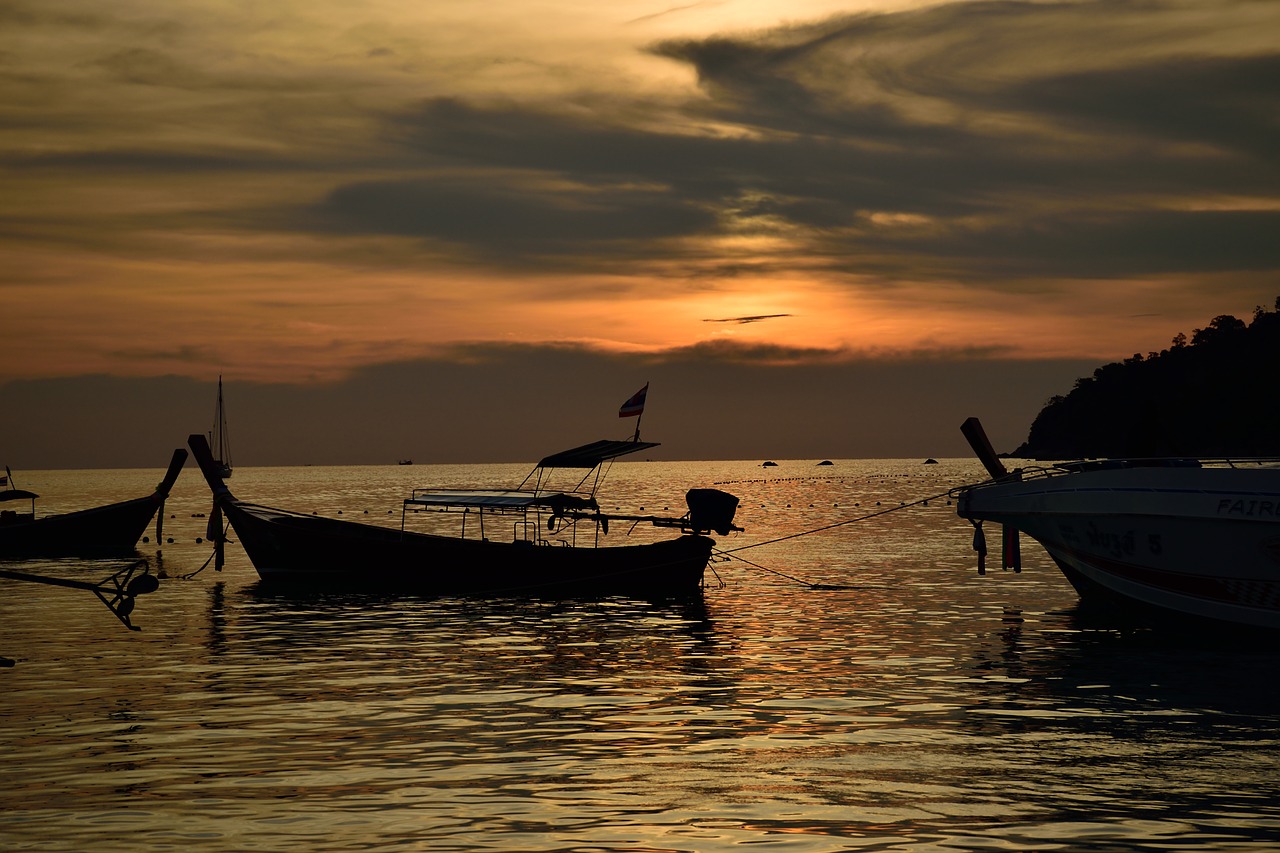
[619,382,648,442]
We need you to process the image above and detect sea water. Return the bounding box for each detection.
[2,459,1278,852]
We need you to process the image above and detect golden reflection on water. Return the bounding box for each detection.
[1,459,1278,851]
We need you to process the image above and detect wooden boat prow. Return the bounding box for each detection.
[0,448,187,559]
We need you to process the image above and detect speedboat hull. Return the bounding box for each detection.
[957,463,1280,629]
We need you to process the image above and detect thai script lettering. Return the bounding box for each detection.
[1086,522,1134,558]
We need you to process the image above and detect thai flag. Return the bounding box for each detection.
[618,383,648,418]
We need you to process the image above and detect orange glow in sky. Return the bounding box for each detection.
[2,0,1277,392]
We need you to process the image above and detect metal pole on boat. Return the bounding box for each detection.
[207,503,225,571]
[156,498,166,548]
[619,382,648,442]
[960,417,1009,479]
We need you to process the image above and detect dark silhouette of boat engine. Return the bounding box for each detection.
[685,488,740,535]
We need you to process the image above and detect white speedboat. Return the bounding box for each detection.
[955,418,1280,630]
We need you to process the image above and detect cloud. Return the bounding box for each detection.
[863,209,1280,278]
[2,0,1277,388]
[89,47,208,88]
[309,173,721,262]
[229,0,1272,286]
[0,343,1099,467]
[12,0,1278,286]
[989,53,1280,161]
[703,314,792,324]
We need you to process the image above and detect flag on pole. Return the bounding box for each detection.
[618,383,648,418]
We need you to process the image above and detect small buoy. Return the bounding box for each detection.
[196,537,203,544]
[166,537,174,544]
[142,536,150,543]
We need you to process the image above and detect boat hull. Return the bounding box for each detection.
[0,496,166,558]
[222,500,716,597]
[957,465,1280,629]
[0,450,187,559]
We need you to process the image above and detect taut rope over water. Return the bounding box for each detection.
[712,486,961,590]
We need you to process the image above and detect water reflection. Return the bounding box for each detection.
[2,460,1278,852]
[218,587,724,692]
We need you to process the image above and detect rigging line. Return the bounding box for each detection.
[719,486,961,555]
[714,547,816,587]
[180,517,231,580]
[179,547,218,580]
[712,548,881,591]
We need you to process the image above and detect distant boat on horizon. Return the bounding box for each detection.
[398,459,413,466]
[211,376,233,478]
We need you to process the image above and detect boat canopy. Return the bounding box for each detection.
[0,489,39,502]
[405,438,655,522]
[537,439,659,469]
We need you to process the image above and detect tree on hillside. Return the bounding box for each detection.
[1013,297,1280,459]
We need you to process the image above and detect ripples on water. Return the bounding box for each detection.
[2,460,1278,852]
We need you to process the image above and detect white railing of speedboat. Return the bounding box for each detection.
[964,456,1280,490]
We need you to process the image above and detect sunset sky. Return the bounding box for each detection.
[2,0,1277,467]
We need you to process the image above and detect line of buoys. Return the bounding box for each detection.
[712,470,956,486]
[714,476,858,485]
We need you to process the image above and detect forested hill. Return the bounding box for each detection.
[1012,298,1280,460]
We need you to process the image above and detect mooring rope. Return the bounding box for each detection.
[712,485,963,590]
[178,513,230,580]
[711,547,888,590]
[721,486,958,555]
[178,547,220,580]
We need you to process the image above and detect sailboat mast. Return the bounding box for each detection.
[213,376,232,476]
